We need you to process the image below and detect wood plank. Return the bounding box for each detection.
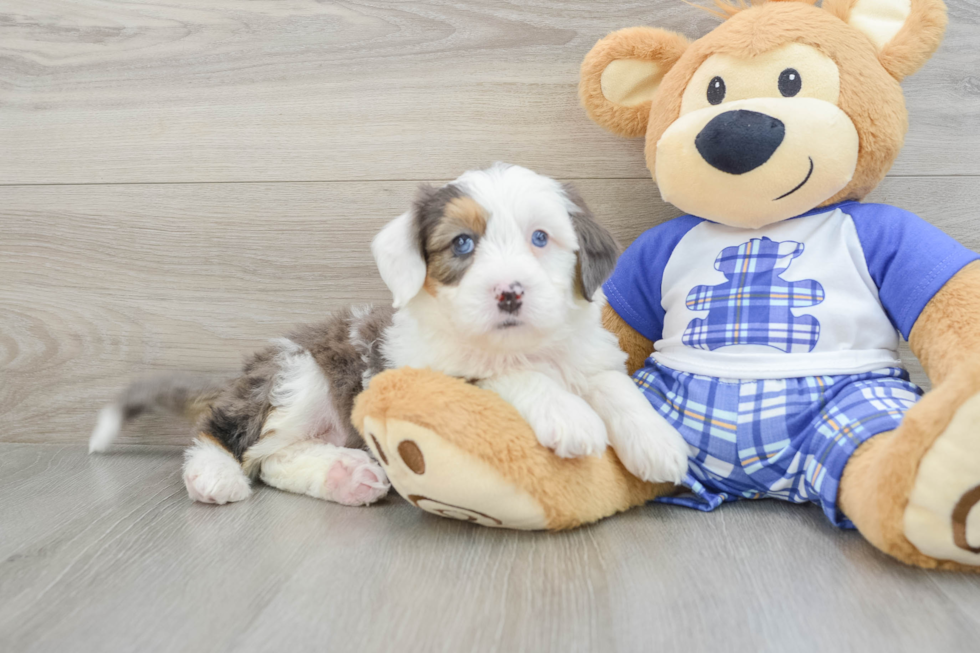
[2,176,977,445]
[1,443,978,653]
[1,0,978,184]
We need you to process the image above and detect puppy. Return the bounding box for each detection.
[90,164,688,505]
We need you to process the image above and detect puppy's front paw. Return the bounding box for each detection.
[526,393,608,458]
[612,408,689,484]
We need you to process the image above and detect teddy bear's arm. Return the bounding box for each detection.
[602,303,653,376]
[908,261,980,384]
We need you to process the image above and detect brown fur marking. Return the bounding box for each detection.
[198,432,231,452]
[419,193,489,288]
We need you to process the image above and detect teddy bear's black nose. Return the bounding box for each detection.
[695,110,785,175]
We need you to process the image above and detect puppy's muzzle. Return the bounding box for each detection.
[496,282,524,315]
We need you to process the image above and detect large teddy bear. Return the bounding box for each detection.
[353,0,980,571]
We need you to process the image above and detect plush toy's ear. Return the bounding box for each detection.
[824,0,947,80]
[372,210,426,309]
[579,27,690,138]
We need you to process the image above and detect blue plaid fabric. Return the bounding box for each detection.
[682,237,825,353]
[634,361,923,527]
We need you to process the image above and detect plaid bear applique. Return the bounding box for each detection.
[682,237,825,353]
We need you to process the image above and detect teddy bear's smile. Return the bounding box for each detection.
[774,156,814,201]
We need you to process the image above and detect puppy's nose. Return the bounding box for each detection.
[695,110,785,175]
[496,282,524,315]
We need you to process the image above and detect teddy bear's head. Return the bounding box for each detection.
[580,0,946,228]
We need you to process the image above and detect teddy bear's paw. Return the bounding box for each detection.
[361,415,549,530]
[526,392,609,459]
[904,391,980,566]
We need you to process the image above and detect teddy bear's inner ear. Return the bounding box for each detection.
[599,60,666,108]
[580,27,689,138]
[824,0,947,80]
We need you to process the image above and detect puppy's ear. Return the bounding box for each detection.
[824,0,946,80]
[372,209,426,309]
[563,184,620,302]
[579,27,689,138]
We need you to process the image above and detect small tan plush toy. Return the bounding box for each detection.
[354,0,980,571]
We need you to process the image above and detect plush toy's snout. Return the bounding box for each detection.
[695,109,786,175]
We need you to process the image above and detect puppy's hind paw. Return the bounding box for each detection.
[321,449,390,506]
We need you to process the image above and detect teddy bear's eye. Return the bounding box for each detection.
[778,68,802,97]
[707,76,726,105]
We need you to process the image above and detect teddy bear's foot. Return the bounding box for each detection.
[353,368,674,530]
[362,415,549,529]
[904,391,980,566]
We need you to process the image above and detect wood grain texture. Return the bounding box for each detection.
[0,443,979,653]
[1,0,979,184]
[3,177,978,445]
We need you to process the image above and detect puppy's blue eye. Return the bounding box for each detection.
[452,235,475,256]
[531,230,549,248]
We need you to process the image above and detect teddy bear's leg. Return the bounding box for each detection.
[352,367,674,530]
[904,391,980,565]
[838,264,980,570]
[838,382,980,570]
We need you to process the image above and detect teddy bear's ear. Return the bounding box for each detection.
[824,0,947,80]
[579,27,689,138]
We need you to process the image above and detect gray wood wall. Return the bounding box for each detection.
[3,0,979,445]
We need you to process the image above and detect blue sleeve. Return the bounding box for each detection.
[602,215,703,342]
[848,202,979,339]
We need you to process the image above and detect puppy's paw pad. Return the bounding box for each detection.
[324,451,390,506]
[183,468,252,505]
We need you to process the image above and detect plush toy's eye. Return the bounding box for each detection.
[707,76,726,105]
[451,234,475,256]
[778,68,802,97]
[531,230,549,248]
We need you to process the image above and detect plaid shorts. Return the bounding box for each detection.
[634,361,923,527]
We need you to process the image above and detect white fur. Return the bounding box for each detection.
[168,164,685,508]
[242,339,351,475]
[235,338,390,504]
[259,440,389,506]
[89,405,124,453]
[375,163,689,483]
[183,437,253,504]
[348,304,380,387]
[587,371,689,484]
[372,210,427,309]
[480,370,609,458]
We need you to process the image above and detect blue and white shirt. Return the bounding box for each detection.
[604,202,979,379]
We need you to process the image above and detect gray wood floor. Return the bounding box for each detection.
[2,443,979,653]
[3,1,980,651]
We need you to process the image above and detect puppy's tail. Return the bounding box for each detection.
[89,374,227,453]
